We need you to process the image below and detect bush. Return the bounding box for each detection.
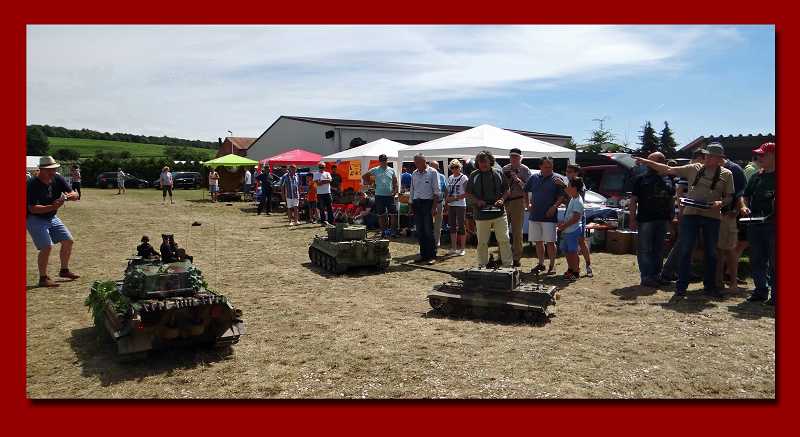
[80,157,206,186]
[52,148,81,162]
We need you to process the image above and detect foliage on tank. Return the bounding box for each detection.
[85,280,130,327]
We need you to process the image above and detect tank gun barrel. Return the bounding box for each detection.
[403,262,466,278]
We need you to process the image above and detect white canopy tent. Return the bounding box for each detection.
[27,156,42,171]
[321,138,409,176]
[397,124,575,173]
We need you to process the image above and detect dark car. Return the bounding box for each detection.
[95,171,150,189]
[581,153,647,201]
[152,171,202,189]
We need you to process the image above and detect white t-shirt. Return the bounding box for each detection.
[447,173,468,207]
[244,170,252,185]
[563,195,585,233]
[316,171,332,195]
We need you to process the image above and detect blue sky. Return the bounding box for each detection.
[27,25,774,147]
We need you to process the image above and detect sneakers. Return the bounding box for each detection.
[531,264,545,275]
[59,269,80,280]
[458,250,466,256]
[585,265,593,278]
[38,276,59,288]
[426,259,436,265]
[746,293,768,303]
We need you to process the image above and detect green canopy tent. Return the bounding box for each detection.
[201,154,259,198]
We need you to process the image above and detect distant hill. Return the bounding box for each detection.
[48,137,215,159]
[28,124,218,149]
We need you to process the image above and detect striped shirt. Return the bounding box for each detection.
[281,173,300,199]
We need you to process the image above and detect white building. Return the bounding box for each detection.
[247,116,572,162]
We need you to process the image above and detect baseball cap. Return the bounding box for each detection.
[753,142,775,154]
[509,148,522,157]
[706,143,725,157]
[692,148,709,157]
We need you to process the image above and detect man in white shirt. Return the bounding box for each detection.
[243,168,252,194]
[315,162,334,226]
[409,154,441,264]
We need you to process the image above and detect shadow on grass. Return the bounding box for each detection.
[726,300,775,320]
[185,199,213,204]
[651,292,718,314]
[300,261,392,278]
[611,285,658,301]
[68,327,233,387]
[421,308,553,327]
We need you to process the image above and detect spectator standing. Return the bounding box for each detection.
[243,168,253,194]
[564,164,593,276]
[69,165,82,200]
[661,149,707,280]
[330,165,342,200]
[429,161,447,248]
[717,151,748,290]
[281,165,301,226]
[26,156,80,287]
[363,154,399,236]
[401,166,413,191]
[315,163,335,226]
[160,166,174,204]
[117,168,127,195]
[502,148,532,267]
[524,157,566,275]
[740,142,776,305]
[637,143,734,297]
[256,168,273,215]
[409,154,441,265]
[466,150,513,268]
[628,152,675,287]
[743,156,759,182]
[558,178,586,280]
[446,159,468,256]
[208,169,220,202]
[305,174,319,223]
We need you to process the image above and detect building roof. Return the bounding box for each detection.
[280,116,571,139]
[680,134,775,152]
[225,137,257,150]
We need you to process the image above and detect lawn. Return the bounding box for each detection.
[48,137,216,159]
[25,188,775,399]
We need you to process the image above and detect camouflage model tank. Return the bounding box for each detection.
[411,265,558,324]
[308,223,391,274]
[86,257,245,360]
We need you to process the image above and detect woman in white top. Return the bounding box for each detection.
[446,159,468,256]
[160,166,174,204]
[208,170,220,202]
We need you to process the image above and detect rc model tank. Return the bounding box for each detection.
[308,223,391,273]
[411,265,558,324]
[86,256,245,360]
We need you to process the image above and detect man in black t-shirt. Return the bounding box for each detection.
[26,156,80,288]
[740,142,776,305]
[629,152,675,287]
[255,169,273,215]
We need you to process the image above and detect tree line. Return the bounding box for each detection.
[27,124,218,150]
[69,157,207,187]
[572,120,679,157]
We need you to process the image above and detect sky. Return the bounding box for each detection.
[26,25,775,147]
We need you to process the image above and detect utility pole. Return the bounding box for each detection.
[592,116,609,131]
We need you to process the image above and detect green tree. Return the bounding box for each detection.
[52,148,81,161]
[585,127,616,153]
[659,121,678,157]
[27,125,50,155]
[638,121,660,156]
[564,138,578,150]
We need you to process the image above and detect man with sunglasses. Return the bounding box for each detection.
[363,154,399,236]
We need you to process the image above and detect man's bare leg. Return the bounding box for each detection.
[535,241,545,266]
[546,242,557,271]
[59,239,73,270]
[37,246,52,277]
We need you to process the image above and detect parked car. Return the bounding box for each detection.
[152,171,202,189]
[580,153,647,201]
[95,172,150,189]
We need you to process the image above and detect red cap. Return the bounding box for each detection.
[753,142,775,154]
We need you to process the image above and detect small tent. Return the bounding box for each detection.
[321,138,408,191]
[202,154,259,193]
[397,124,575,172]
[261,149,322,171]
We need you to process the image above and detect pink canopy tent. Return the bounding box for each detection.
[260,149,323,171]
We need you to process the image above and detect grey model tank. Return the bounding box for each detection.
[85,255,244,360]
[411,265,558,324]
[308,223,391,273]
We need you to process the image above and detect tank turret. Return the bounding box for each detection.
[309,223,391,273]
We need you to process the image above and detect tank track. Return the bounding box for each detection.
[428,281,554,325]
[308,246,347,274]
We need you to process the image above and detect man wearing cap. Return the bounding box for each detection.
[637,143,734,298]
[502,148,532,267]
[363,154,398,236]
[740,142,776,305]
[315,163,335,226]
[26,156,80,287]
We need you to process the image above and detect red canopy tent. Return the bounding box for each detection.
[260,149,323,171]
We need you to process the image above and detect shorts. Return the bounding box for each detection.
[287,198,300,208]
[26,215,73,250]
[529,221,557,243]
[243,183,251,193]
[559,228,582,253]
[717,215,738,250]
[162,186,173,196]
[374,195,397,215]
[117,179,125,188]
[306,201,317,209]
[209,184,219,193]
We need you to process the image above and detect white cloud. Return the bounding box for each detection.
[26,25,742,140]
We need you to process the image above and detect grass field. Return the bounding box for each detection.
[48,137,216,159]
[25,188,775,399]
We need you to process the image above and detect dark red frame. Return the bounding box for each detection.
[4,1,788,433]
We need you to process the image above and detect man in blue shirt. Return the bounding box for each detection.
[524,157,566,275]
[409,154,441,264]
[362,154,399,236]
[401,166,412,191]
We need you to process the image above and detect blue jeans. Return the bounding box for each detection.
[677,215,720,293]
[413,199,436,260]
[747,222,775,298]
[637,220,668,282]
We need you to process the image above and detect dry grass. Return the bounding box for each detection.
[26,188,775,399]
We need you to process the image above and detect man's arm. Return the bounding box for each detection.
[635,157,678,176]
[558,211,581,230]
[392,173,398,196]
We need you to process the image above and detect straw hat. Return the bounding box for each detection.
[38,156,60,169]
